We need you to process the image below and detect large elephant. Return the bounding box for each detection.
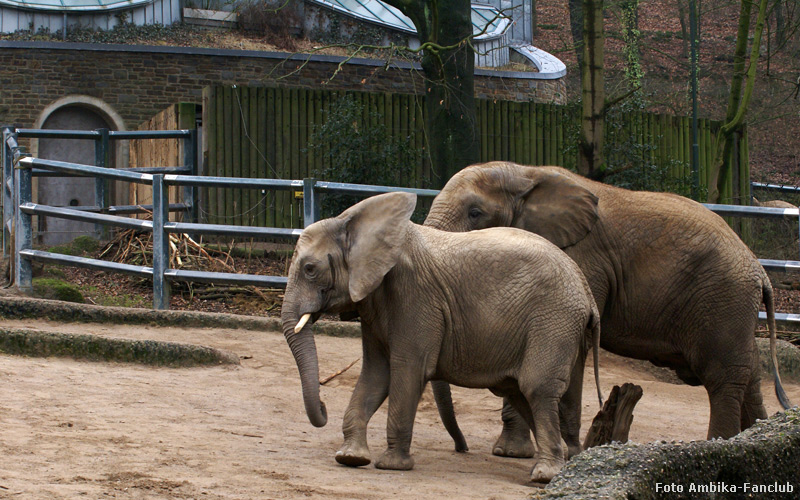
[281,191,601,483]
[425,161,791,457]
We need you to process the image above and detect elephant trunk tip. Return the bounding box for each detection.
[308,401,328,427]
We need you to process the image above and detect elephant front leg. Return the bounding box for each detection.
[374,363,426,471]
[336,349,389,467]
[492,398,535,458]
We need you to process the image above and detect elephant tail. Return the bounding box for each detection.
[589,307,603,407]
[431,380,469,452]
[763,280,792,410]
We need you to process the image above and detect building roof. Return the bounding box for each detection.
[0,0,150,12]
[312,0,511,40]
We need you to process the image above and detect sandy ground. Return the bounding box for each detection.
[1,319,798,500]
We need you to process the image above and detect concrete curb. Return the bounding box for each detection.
[0,294,361,338]
[0,327,240,367]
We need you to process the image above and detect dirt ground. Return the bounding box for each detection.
[1,319,798,500]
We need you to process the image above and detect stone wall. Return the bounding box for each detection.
[0,41,566,131]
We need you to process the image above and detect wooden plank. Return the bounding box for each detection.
[223,86,234,225]
[299,87,308,181]
[239,86,251,227]
[266,87,277,228]
[501,100,510,160]
[202,87,215,225]
[556,105,564,166]
[282,87,293,228]
[234,86,245,226]
[247,86,259,226]
[290,88,301,227]
[255,87,272,227]
[494,100,502,160]
[522,101,531,164]
[275,87,286,228]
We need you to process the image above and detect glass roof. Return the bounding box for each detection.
[314,0,510,40]
[0,0,150,12]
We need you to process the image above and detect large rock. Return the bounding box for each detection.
[533,407,800,499]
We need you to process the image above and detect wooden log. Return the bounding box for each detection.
[583,383,644,449]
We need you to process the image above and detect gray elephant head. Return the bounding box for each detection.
[425,162,599,249]
[281,192,417,427]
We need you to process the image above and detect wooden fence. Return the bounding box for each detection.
[200,85,749,228]
[129,102,197,221]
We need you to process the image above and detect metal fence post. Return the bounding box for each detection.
[94,128,108,240]
[152,174,171,310]
[2,127,14,259]
[303,178,319,228]
[14,153,32,294]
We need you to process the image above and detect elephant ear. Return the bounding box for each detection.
[513,172,599,248]
[338,192,417,303]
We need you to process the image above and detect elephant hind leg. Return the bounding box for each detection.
[740,374,767,432]
[491,399,534,458]
[706,379,748,439]
[510,380,567,484]
[559,348,587,459]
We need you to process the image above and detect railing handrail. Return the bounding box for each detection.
[751,181,800,194]
[16,128,192,140]
[5,127,800,319]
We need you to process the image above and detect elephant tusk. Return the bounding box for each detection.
[294,313,312,333]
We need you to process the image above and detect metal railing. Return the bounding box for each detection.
[2,127,439,310]
[3,126,800,322]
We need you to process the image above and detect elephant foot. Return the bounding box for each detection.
[374,449,414,471]
[492,431,535,458]
[335,443,371,467]
[528,457,564,484]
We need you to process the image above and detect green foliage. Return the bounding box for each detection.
[48,236,100,257]
[71,235,100,254]
[32,278,85,304]
[306,95,420,218]
[80,285,149,308]
[620,0,644,99]
[602,101,698,198]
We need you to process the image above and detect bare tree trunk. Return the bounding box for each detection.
[578,0,605,178]
[583,383,643,448]
[384,0,479,188]
[569,0,584,66]
[678,0,690,59]
[707,0,769,203]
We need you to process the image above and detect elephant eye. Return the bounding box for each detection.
[303,262,317,277]
[468,207,483,220]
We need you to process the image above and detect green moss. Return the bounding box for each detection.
[71,235,100,254]
[32,278,85,303]
[42,267,67,280]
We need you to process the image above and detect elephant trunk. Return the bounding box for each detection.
[282,309,328,428]
[423,207,461,232]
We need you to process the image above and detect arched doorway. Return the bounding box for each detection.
[34,97,127,246]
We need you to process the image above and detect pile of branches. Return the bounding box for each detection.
[99,229,236,273]
[98,229,282,307]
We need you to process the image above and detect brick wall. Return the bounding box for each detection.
[0,41,567,130]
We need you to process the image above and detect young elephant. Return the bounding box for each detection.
[281,192,601,483]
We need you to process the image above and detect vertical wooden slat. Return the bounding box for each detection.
[275,87,286,228]
[239,86,251,227]
[265,87,277,228]
[256,87,267,228]
[203,87,216,224]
